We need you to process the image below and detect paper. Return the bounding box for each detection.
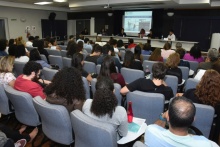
[128,122,140,133]
[194,69,206,81]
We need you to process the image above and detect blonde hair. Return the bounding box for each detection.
[166,52,180,68]
[0,56,15,72]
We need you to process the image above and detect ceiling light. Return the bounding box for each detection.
[34,2,53,5]
[53,0,67,2]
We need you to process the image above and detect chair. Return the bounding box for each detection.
[59,45,67,50]
[4,85,40,126]
[26,47,37,51]
[42,67,58,81]
[40,54,48,63]
[96,65,118,74]
[82,77,90,99]
[60,50,67,57]
[178,66,189,81]
[62,57,72,67]
[84,48,92,54]
[192,103,215,138]
[46,49,61,56]
[33,96,73,145]
[187,60,199,72]
[120,50,126,61]
[13,61,26,77]
[121,67,144,84]
[164,75,178,96]
[184,78,199,92]
[142,60,158,73]
[81,53,88,60]
[127,91,165,124]
[83,61,96,74]
[70,110,117,147]
[0,84,13,115]
[142,55,150,61]
[48,55,63,69]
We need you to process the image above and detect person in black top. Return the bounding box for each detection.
[146,29,153,38]
[118,28,126,37]
[120,62,174,100]
[176,48,190,69]
[122,50,143,70]
[33,39,50,63]
[81,28,89,35]
[85,45,102,65]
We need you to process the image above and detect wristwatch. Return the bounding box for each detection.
[159,113,167,122]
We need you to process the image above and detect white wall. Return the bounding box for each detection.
[0,6,67,41]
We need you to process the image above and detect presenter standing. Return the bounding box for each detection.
[167,29,176,41]
[118,28,127,37]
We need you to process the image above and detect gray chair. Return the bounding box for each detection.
[48,55,63,69]
[42,67,58,81]
[84,48,92,54]
[121,67,144,84]
[178,66,189,81]
[120,50,126,61]
[62,57,72,67]
[70,110,117,147]
[40,54,48,63]
[184,78,199,92]
[164,75,178,96]
[13,61,26,77]
[0,84,13,115]
[142,60,158,73]
[33,96,73,145]
[142,55,150,61]
[4,86,40,126]
[61,50,67,57]
[96,65,118,74]
[83,61,96,74]
[187,60,199,72]
[127,91,165,125]
[26,47,37,51]
[192,103,215,138]
[81,53,88,60]
[133,141,147,147]
[59,45,67,50]
[82,77,90,99]
[46,49,61,56]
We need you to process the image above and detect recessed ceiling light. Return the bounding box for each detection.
[34,2,53,5]
[53,0,67,2]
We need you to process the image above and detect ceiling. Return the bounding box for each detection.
[0,0,220,12]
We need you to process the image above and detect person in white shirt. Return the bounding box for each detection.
[167,29,176,41]
[25,36,34,47]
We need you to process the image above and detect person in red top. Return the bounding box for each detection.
[127,39,136,49]
[14,61,50,99]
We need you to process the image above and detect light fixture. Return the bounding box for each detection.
[53,0,67,2]
[108,12,113,17]
[34,2,53,5]
[167,12,174,17]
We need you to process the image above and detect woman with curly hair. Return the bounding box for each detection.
[183,45,204,63]
[82,77,128,139]
[98,55,125,87]
[45,67,86,112]
[165,52,182,84]
[149,48,163,62]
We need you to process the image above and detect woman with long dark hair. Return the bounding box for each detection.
[29,49,51,68]
[123,50,143,70]
[134,45,143,63]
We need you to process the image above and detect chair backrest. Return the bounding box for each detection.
[192,103,215,138]
[4,85,40,126]
[60,50,67,57]
[0,84,12,115]
[84,48,92,54]
[96,65,118,74]
[187,60,199,72]
[142,60,158,73]
[142,55,150,61]
[42,67,58,81]
[13,61,26,77]
[26,47,37,51]
[46,49,61,56]
[62,57,72,68]
[82,77,90,99]
[127,91,165,125]
[178,66,189,81]
[59,45,67,50]
[48,55,63,69]
[121,67,144,84]
[33,96,73,145]
[83,61,96,74]
[81,53,87,60]
[184,78,199,92]
[120,50,126,61]
[70,110,117,147]
[164,75,178,96]
[133,141,147,147]
[40,54,48,63]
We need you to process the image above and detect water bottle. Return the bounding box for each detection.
[161,35,163,39]
[145,65,150,79]
[127,101,133,123]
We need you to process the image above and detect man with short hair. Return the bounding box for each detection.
[145,96,213,147]
[26,36,34,47]
[167,29,176,41]
[14,61,49,99]
[120,62,173,100]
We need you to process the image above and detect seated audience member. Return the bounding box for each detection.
[127,38,136,49]
[49,38,61,50]
[142,43,152,55]
[196,48,219,72]
[123,50,143,70]
[161,42,175,59]
[66,40,75,51]
[68,35,74,42]
[14,61,50,99]
[97,44,122,72]
[117,40,125,50]
[149,48,163,62]
[14,45,29,62]
[175,42,182,50]
[0,56,16,87]
[8,44,16,57]
[118,28,126,37]
[99,28,107,36]
[183,45,204,63]
[176,48,190,69]
[85,45,102,65]
[98,55,125,87]
[66,41,77,58]
[110,39,119,53]
[26,36,34,47]
[0,39,8,56]
[212,60,220,74]
[29,49,51,68]
[83,38,92,50]
[82,77,128,139]
[145,96,213,147]
[120,62,174,100]
[72,53,92,82]
[167,29,176,41]
[77,41,88,54]
[81,28,89,35]
[33,39,50,63]
[165,53,183,84]
[110,45,120,60]
[77,35,84,43]
[8,39,16,46]
[45,67,86,112]
[34,36,39,40]
[134,45,143,63]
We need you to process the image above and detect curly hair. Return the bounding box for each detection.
[23,61,42,76]
[149,48,162,61]
[0,56,15,72]
[71,53,83,72]
[44,67,85,105]
[166,52,180,68]
[190,45,202,59]
[163,42,171,50]
[195,69,220,107]
[212,61,220,74]
[91,77,117,118]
